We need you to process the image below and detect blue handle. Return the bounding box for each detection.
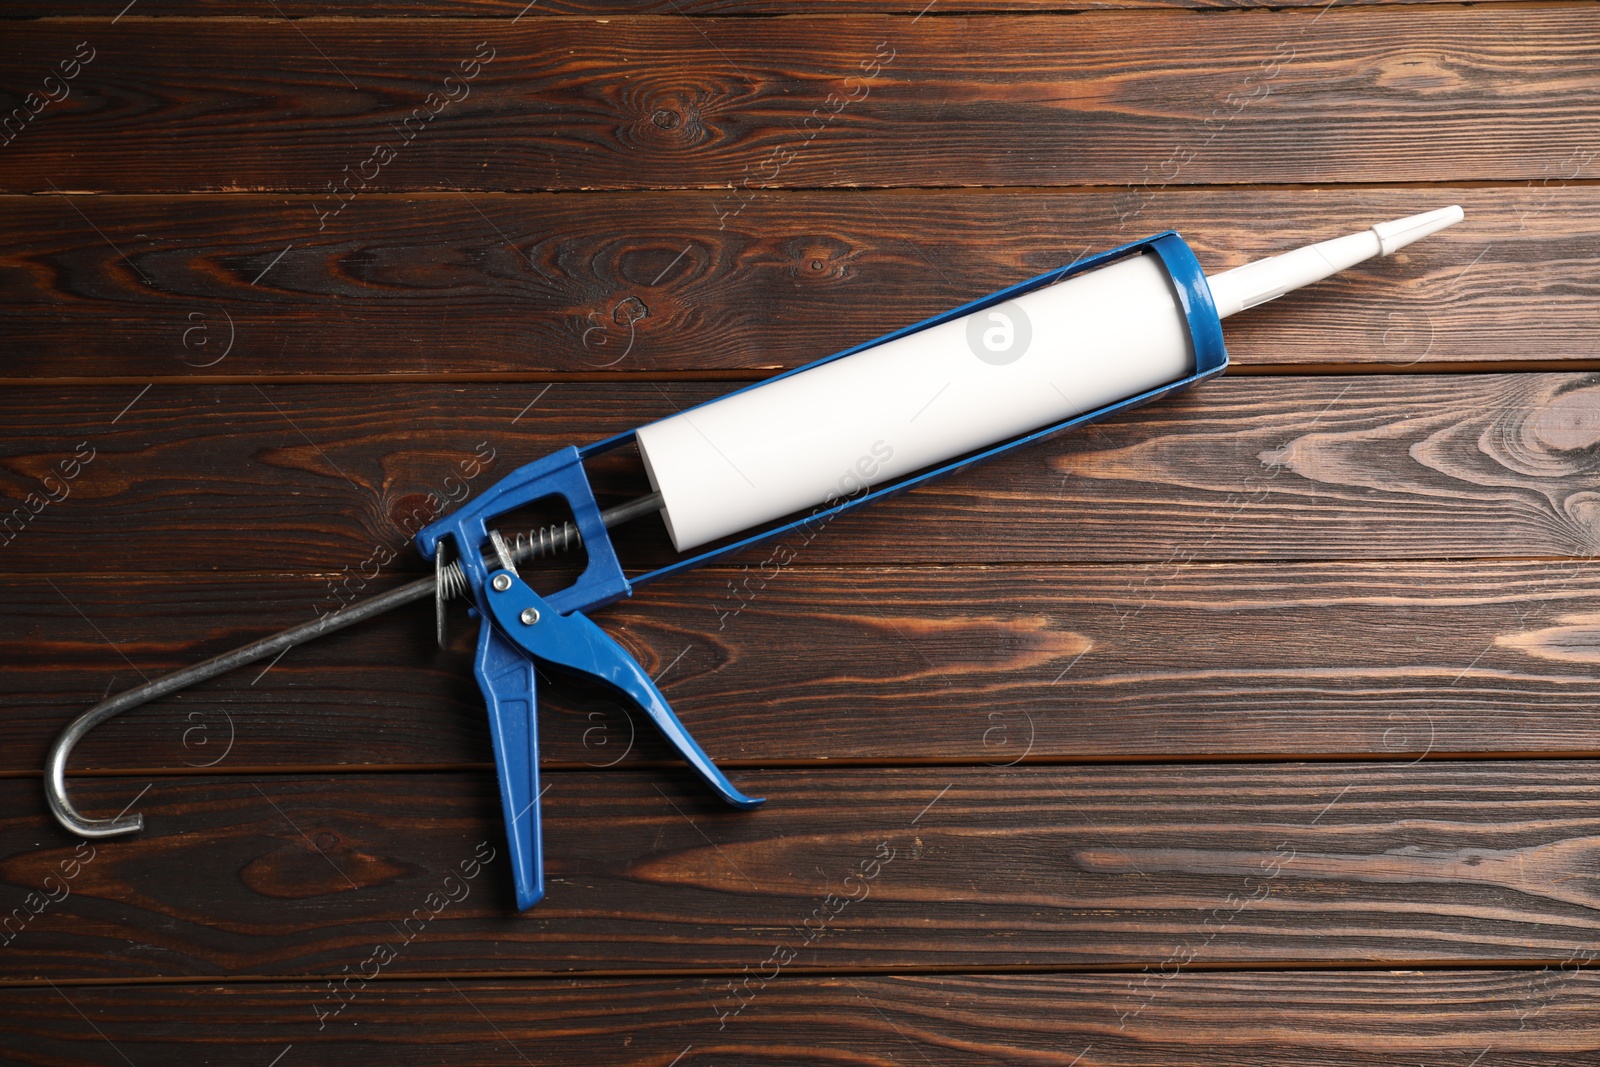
[414,446,755,911]
[471,619,544,910]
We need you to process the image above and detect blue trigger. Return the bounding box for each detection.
[469,572,758,910]
[482,570,762,813]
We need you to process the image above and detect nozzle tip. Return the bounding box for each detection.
[1373,204,1465,256]
[1205,204,1468,320]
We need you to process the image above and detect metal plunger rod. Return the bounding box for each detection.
[45,492,662,839]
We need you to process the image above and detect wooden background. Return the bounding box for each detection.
[3,0,1599,1063]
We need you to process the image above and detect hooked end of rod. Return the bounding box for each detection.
[46,702,148,839]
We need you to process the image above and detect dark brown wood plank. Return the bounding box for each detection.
[1,970,1593,1065]
[0,185,1557,378]
[14,558,1600,774]
[6,763,1600,978]
[7,0,1534,14]
[3,11,1596,193]
[4,375,1600,573]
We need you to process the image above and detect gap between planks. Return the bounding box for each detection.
[4,957,1596,992]
[16,179,1600,197]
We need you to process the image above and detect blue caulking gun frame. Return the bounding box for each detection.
[44,209,1464,911]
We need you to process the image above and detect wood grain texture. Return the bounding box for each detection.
[2,970,1596,1065]
[1,185,1569,379]
[7,763,1600,979]
[3,11,1597,193]
[14,558,1600,774]
[6,0,1536,14]
[4,375,1600,573]
[2,0,1589,1051]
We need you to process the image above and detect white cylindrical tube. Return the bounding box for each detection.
[636,251,1194,552]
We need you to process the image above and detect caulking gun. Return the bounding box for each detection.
[45,206,1465,910]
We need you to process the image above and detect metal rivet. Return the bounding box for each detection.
[520,607,540,626]
[491,574,512,592]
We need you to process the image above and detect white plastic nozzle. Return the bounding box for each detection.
[1205,205,1465,319]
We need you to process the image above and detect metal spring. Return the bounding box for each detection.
[507,521,583,563]
[437,522,584,601]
